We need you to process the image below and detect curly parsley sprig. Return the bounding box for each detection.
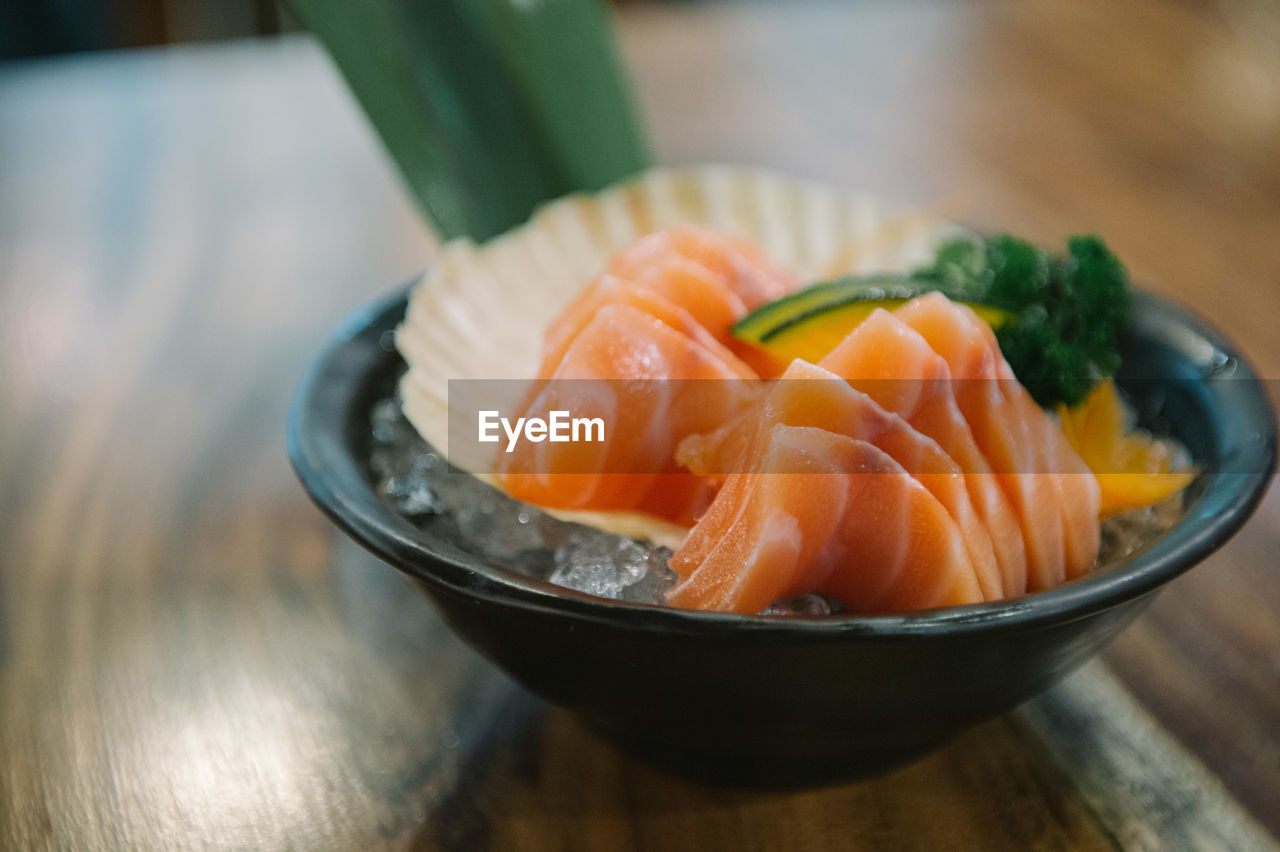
[913,233,1132,408]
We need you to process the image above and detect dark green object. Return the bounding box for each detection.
[288,286,1275,786]
[291,0,650,241]
[913,233,1132,408]
[745,233,1132,408]
[730,273,941,342]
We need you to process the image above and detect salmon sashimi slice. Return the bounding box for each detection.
[607,225,796,315]
[606,226,797,377]
[536,275,758,381]
[501,227,791,523]
[678,359,999,601]
[666,432,850,613]
[888,295,1068,589]
[545,226,794,355]
[542,227,795,380]
[667,424,981,614]
[892,293,1101,588]
[545,261,745,366]
[816,309,1026,598]
[498,303,761,524]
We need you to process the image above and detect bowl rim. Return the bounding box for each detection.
[288,283,1276,638]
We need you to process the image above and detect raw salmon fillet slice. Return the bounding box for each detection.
[666,432,850,613]
[607,225,796,317]
[817,309,1026,597]
[544,262,743,368]
[668,423,981,614]
[545,226,795,365]
[499,228,795,523]
[678,359,1000,600]
[605,226,795,377]
[498,303,761,524]
[893,293,1100,588]
[537,275,756,381]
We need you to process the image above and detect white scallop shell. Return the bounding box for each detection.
[396,165,963,546]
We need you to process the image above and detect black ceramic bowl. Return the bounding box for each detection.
[288,285,1275,786]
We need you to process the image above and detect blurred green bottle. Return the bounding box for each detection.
[292,0,651,241]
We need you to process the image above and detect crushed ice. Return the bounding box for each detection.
[550,534,678,603]
[368,392,683,607]
[761,594,843,617]
[1097,495,1187,564]
[368,392,1187,613]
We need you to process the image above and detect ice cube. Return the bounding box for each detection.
[621,547,679,604]
[760,594,836,617]
[371,397,407,443]
[550,534,653,600]
[369,393,677,603]
[379,475,441,516]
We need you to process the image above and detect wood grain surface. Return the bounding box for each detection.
[1,0,1278,849]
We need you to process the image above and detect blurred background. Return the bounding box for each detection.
[5,0,1280,60]
[2,0,1278,848]
[1,0,292,59]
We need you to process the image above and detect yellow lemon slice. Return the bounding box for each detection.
[1058,379,1197,518]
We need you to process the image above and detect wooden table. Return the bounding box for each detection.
[2,1,1277,848]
